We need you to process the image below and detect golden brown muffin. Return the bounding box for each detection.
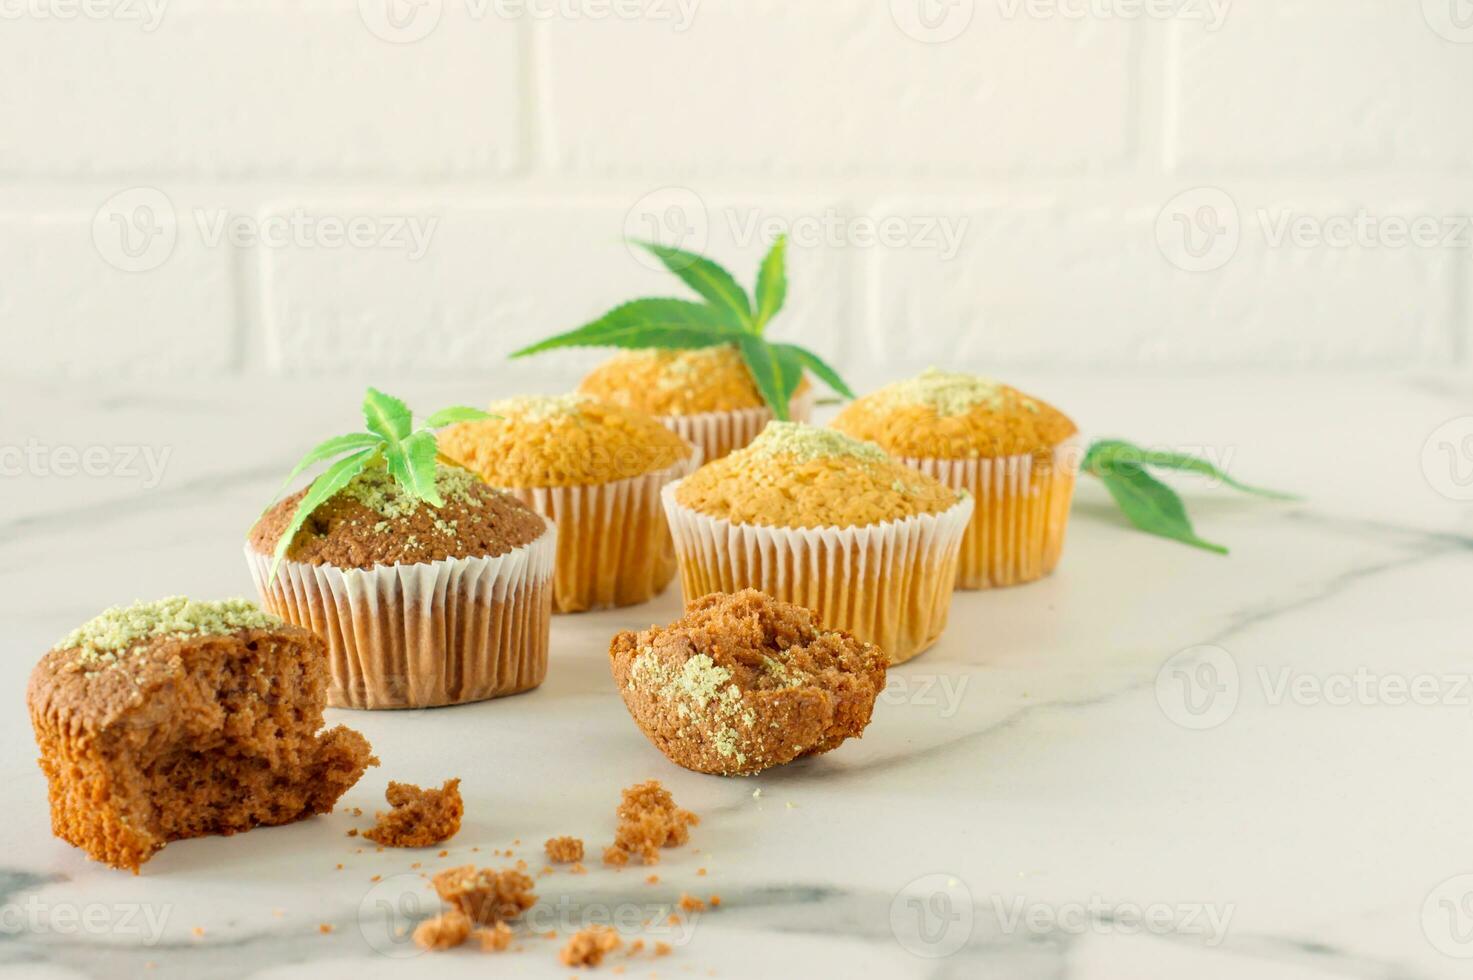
[27,597,375,873]
[440,395,699,613]
[831,369,1080,590]
[246,460,555,708]
[609,591,887,776]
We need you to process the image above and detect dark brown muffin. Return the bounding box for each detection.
[27,597,376,873]
[608,590,887,776]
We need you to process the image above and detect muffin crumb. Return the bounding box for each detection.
[559,926,622,967]
[477,921,515,952]
[604,781,698,866]
[432,865,536,925]
[414,910,472,951]
[545,836,584,863]
[363,779,463,848]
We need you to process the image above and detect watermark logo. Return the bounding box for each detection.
[1422,0,1473,43]
[0,439,173,489]
[1156,187,1240,273]
[358,0,442,43]
[1422,417,1473,502]
[890,0,975,44]
[0,0,168,30]
[997,0,1230,30]
[93,187,177,273]
[1155,644,1239,730]
[193,208,438,260]
[0,896,171,944]
[890,873,974,958]
[624,186,711,270]
[991,895,1233,946]
[357,873,434,958]
[879,674,970,718]
[1423,874,1473,957]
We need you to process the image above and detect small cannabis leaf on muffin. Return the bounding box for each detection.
[263,388,493,579]
[509,235,852,420]
[1082,439,1296,554]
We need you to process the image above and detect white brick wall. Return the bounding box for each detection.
[1,0,1470,382]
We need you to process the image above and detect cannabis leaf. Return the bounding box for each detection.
[1082,438,1296,554]
[509,235,852,420]
[263,387,493,581]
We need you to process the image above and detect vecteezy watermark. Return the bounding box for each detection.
[878,674,971,718]
[1422,0,1473,43]
[93,187,177,273]
[1155,644,1239,730]
[1156,187,1472,273]
[991,895,1235,947]
[0,895,172,944]
[1424,874,1473,957]
[0,439,172,490]
[890,0,975,43]
[1258,667,1473,710]
[890,874,974,958]
[0,0,167,30]
[358,0,698,43]
[1421,417,1473,502]
[996,0,1231,31]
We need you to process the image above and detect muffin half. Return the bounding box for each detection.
[27,597,375,872]
[439,395,699,613]
[832,369,1079,589]
[577,345,814,462]
[662,422,972,664]
[246,460,555,708]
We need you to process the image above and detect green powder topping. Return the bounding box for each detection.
[340,461,481,522]
[628,650,759,765]
[870,368,1006,417]
[59,596,281,667]
[487,394,590,423]
[745,421,889,465]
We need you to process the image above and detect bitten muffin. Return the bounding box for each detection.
[610,591,887,776]
[439,395,699,613]
[663,423,973,664]
[27,597,375,872]
[831,369,1080,589]
[246,460,555,708]
[577,345,814,462]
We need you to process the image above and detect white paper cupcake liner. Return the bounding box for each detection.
[245,523,556,709]
[662,483,974,665]
[505,445,701,613]
[657,388,815,463]
[899,436,1081,590]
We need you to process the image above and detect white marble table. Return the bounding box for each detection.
[3,371,1471,980]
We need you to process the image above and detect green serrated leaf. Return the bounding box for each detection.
[770,342,854,400]
[509,298,744,357]
[270,448,376,583]
[633,241,752,324]
[752,235,787,332]
[737,334,802,421]
[423,406,494,429]
[1094,462,1228,555]
[363,387,412,445]
[387,430,443,507]
[1084,439,1296,500]
[267,431,382,509]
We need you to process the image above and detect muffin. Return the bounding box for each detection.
[610,590,887,776]
[662,422,973,664]
[577,345,814,462]
[438,395,699,613]
[831,369,1080,589]
[27,597,375,872]
[246,460,555,709]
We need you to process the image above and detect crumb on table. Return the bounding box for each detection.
[545,835,585,863]
[477,921,514,952]
[432,865,536,925]
[678,894,705,913]
[602,781,698,866]
[413,910,472,951]
[559,926,622,967]
[363,779,463,848]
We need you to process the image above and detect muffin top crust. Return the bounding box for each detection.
[250,460,546,569]
[578,345,808,417]
[55,596,282,669]
[831,368,1077,459]
[673,421,960,529]
[438,394,692,488]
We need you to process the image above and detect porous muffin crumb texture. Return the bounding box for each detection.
[438,395,692,488]
[545,836,584,863]
[432,864,536,924]
[249,461,546,569]
[28,612,375,872]
[831,368,1077,459]
[363,779,463,847]
[673,421,960,528]
[602,780,698,866]
[578,345,807,417]
[610,590,887,776]
[559,925,622,967]
[413,910,472,951]
[477,921,515,952]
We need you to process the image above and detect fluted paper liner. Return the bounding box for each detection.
[657,389,814,463]
[662,483,974,666]
[506,446,701,613]
[245,524,556,709]
[900,436,1081,590]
